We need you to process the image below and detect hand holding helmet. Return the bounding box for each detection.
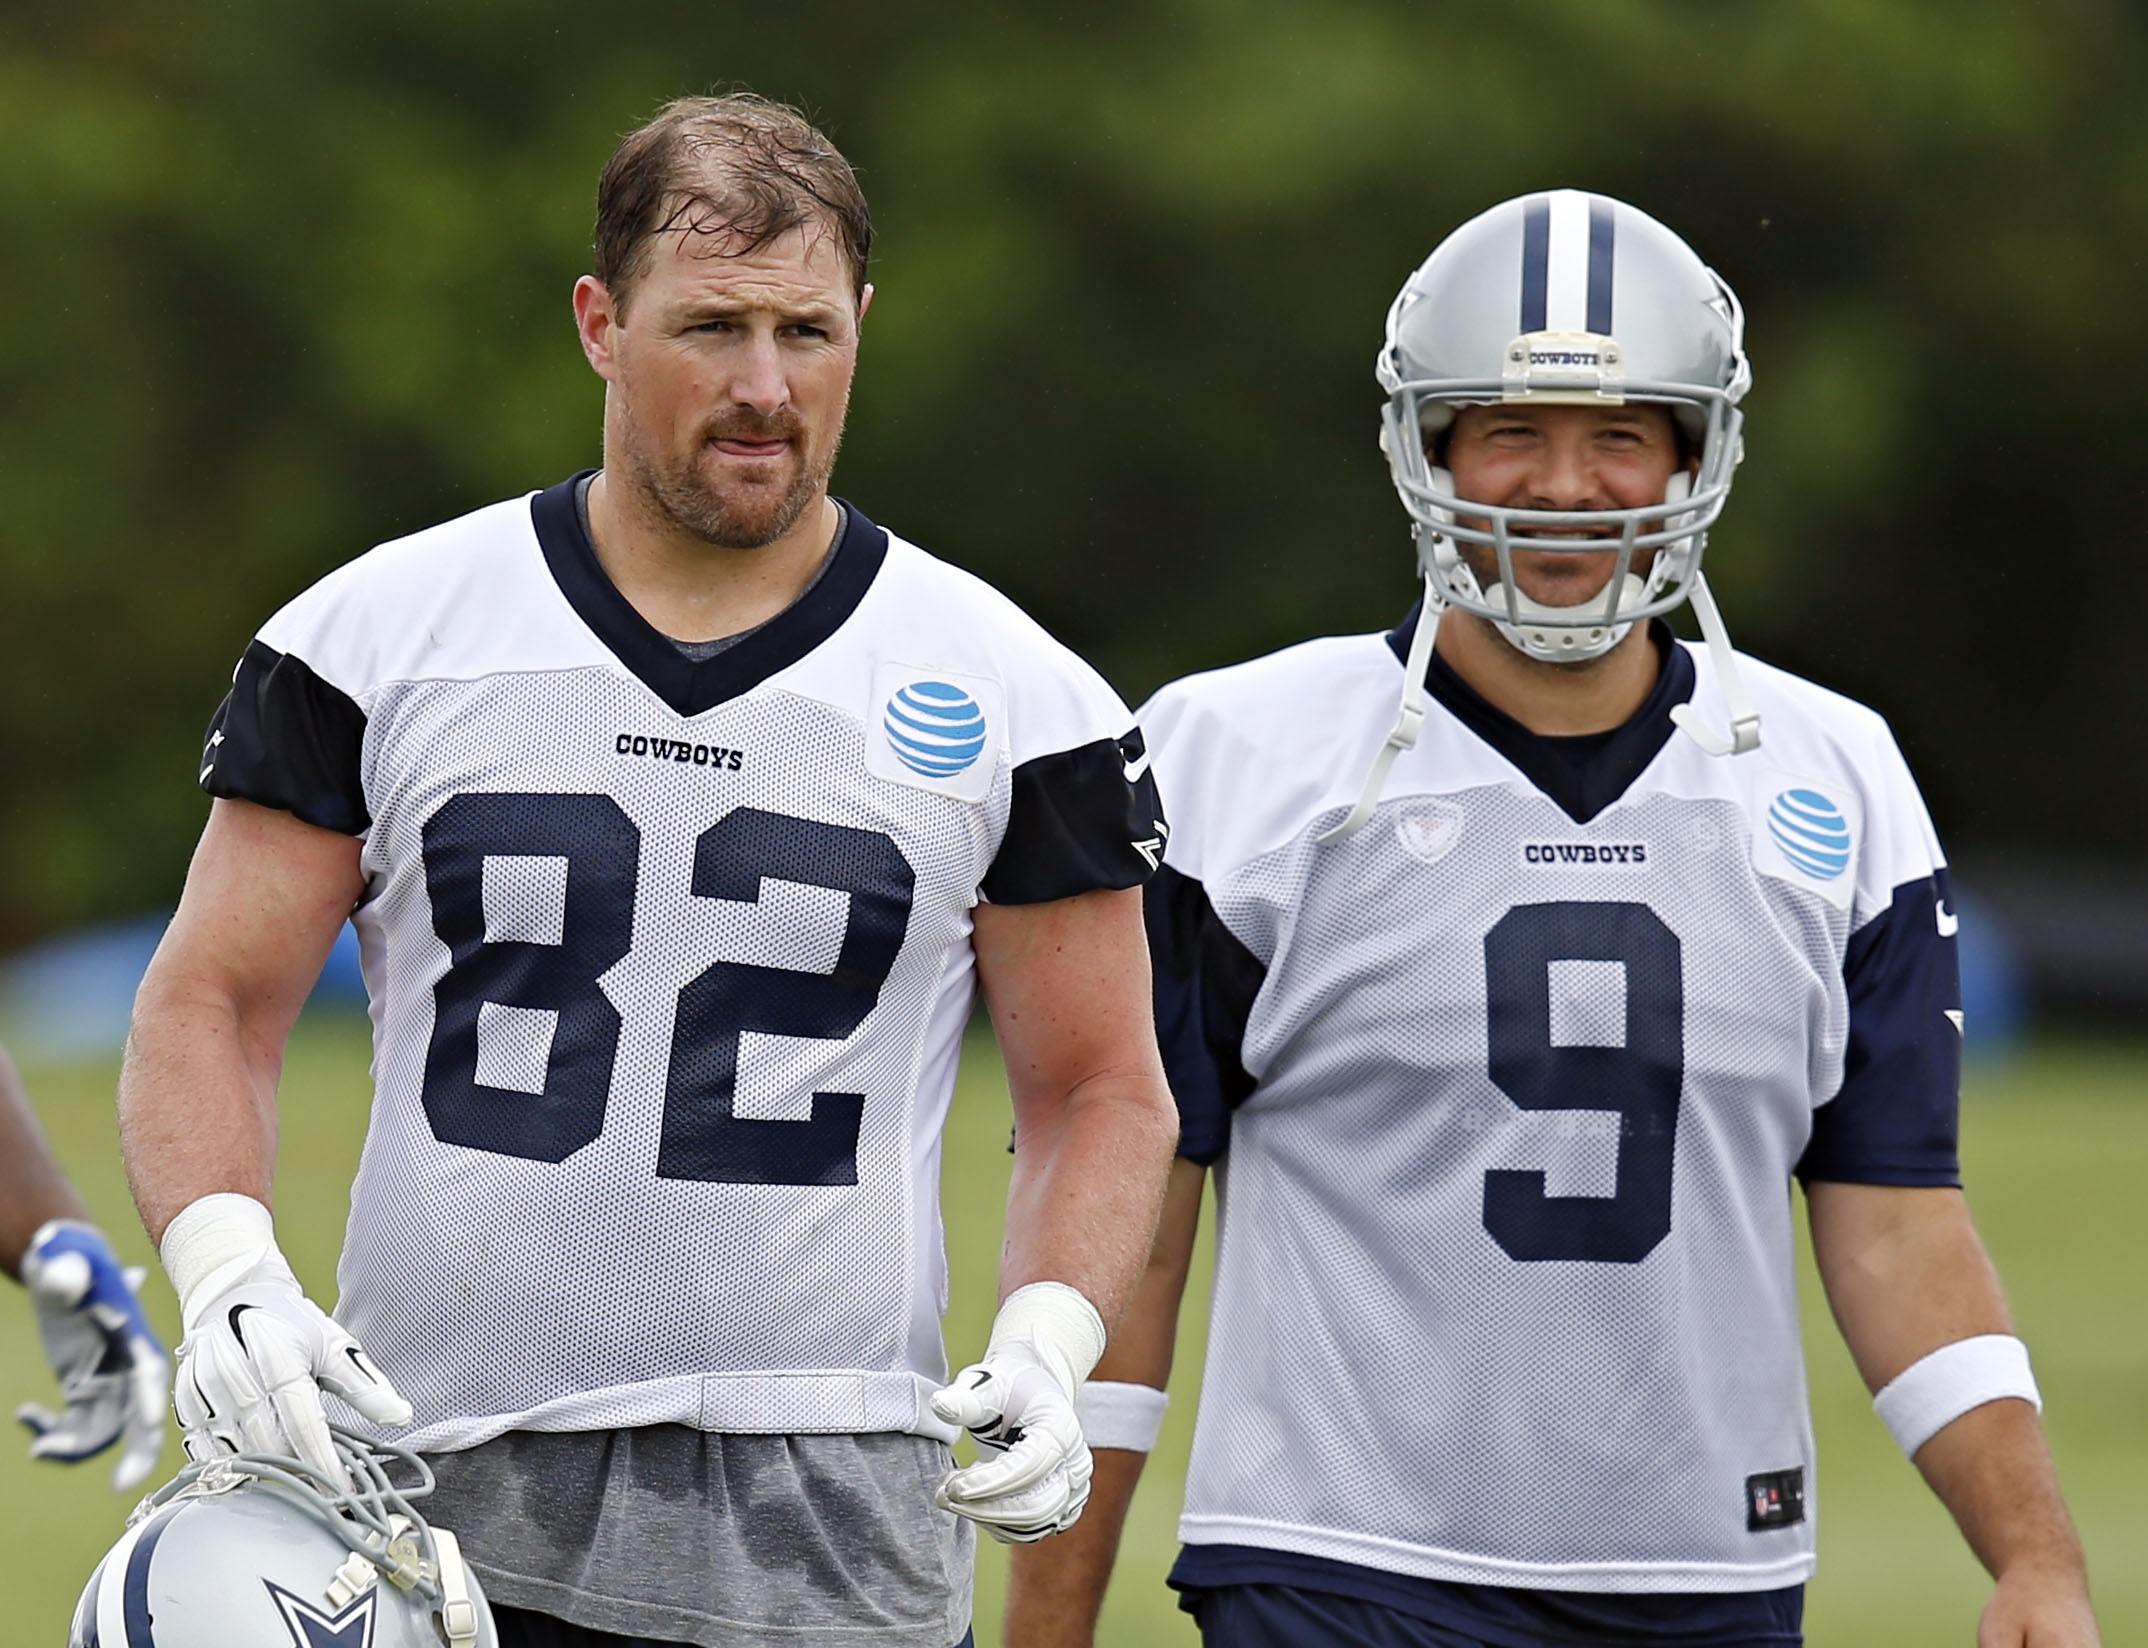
[163,1193,410,1491]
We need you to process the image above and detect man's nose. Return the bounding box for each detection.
[728,332,791,415]
[1526,437,1602,511]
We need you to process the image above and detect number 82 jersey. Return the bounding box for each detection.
[199,476,1163,1453]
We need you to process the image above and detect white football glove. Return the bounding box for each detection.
[163,1193,409,1492]
[17,1219,170,1491]
[931,1281,1106,1544]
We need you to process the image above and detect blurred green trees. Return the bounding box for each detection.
[3,0,2145,944]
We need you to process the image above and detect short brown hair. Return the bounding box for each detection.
[593,93,872,310]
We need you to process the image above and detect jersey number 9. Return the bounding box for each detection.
[1482,900,1684,1264]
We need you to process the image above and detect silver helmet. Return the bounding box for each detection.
[1321,191,1759,846]
[69,1427,494,1648]
[1377,187,1751,663]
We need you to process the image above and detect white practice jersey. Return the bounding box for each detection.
[1144,613,1961,1596]
[201,477,1163,1454]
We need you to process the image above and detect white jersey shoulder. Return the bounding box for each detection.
[779,530,1138,770]
[253,491,606,704]
[1684,641,1945,928]
[1142,632,1406,883]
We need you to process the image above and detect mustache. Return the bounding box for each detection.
[703,410,806,443]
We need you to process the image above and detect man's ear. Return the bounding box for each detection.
[857,282,875,324]
[573,275,620,380]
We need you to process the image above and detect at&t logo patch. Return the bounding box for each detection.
[1750,771,1861,910]
[885,681,987,778]
[866,662,1005,802]
[1765,788,1852,880]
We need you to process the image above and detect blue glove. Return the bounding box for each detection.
[18,1219,170,1491]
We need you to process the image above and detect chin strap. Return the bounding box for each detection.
[1667,571,1762,756]
[1318,574,1439,846]
[431,1526,483,1647]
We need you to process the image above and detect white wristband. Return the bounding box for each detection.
[1076,1381,1169,1452]
[986,1281,1108,1400]
[1873,1333,2041,1458]
[160,1192,287,1329]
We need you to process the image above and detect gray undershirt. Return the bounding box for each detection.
[422,1427,973,1646]
[573,473,840,663]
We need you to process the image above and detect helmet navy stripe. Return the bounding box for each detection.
[122,1505,184,1647]
[1520,195,1550,332]
[1587,197,1616,334]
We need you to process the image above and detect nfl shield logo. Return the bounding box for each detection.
[1395,800,1465,865]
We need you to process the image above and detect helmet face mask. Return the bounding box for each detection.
[1377,189,1751,663]
[70,1427,495,1648]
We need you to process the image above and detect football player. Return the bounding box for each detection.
[1,1036,167,1491]
[118,95,1176,1648]
[1006,192,2099,1646]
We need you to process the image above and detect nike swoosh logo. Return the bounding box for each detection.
[1122,751,1152,783]
[199,764,216,783]
[1936,903,1959,938]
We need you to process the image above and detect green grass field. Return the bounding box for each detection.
[4,1020,2143,1645]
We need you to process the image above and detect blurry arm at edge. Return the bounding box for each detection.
[1003,1155,1206,1648]
[119,797,364,1244]
[0,1043,93,1278]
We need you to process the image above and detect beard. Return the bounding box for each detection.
[615,402,843,550]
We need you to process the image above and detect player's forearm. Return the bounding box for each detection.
[1001,1068,1177,1325]
[119,957,288,1242]
[1003,1155,1203,1644]
[1004,1449,1150,1648]
[1809,1181,2096,1634]
[1808,1183,2013,1388]
[0,1043,92,1276]
[1913,1399,2090,1596]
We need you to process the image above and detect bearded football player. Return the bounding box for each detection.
[117,94,1176,1648]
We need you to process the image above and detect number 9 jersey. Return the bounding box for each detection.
[1142,611,1962,1596]
[197,475,1164,1454]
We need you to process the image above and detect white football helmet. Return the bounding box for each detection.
[68,1426,494,1648]
[1322,189,1760,844]
[1379,187,1751,663]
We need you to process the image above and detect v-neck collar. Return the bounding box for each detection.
[1385,604,1696,824]
[531,470,888,717]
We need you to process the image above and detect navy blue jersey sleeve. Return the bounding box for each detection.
[1146,863,1266,1164]
[1797,869,1963,1186]
[200,638,371,835]
[981,729,1165,905]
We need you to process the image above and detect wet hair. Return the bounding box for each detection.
[593,93,872,310]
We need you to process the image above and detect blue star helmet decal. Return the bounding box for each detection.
[266,1582,378,1648]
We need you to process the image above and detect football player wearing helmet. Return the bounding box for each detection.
[1006,192,2098,1646]
[0,1037,167,1493]
[70,1426,494,1647]
[118,93,1176,1648]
